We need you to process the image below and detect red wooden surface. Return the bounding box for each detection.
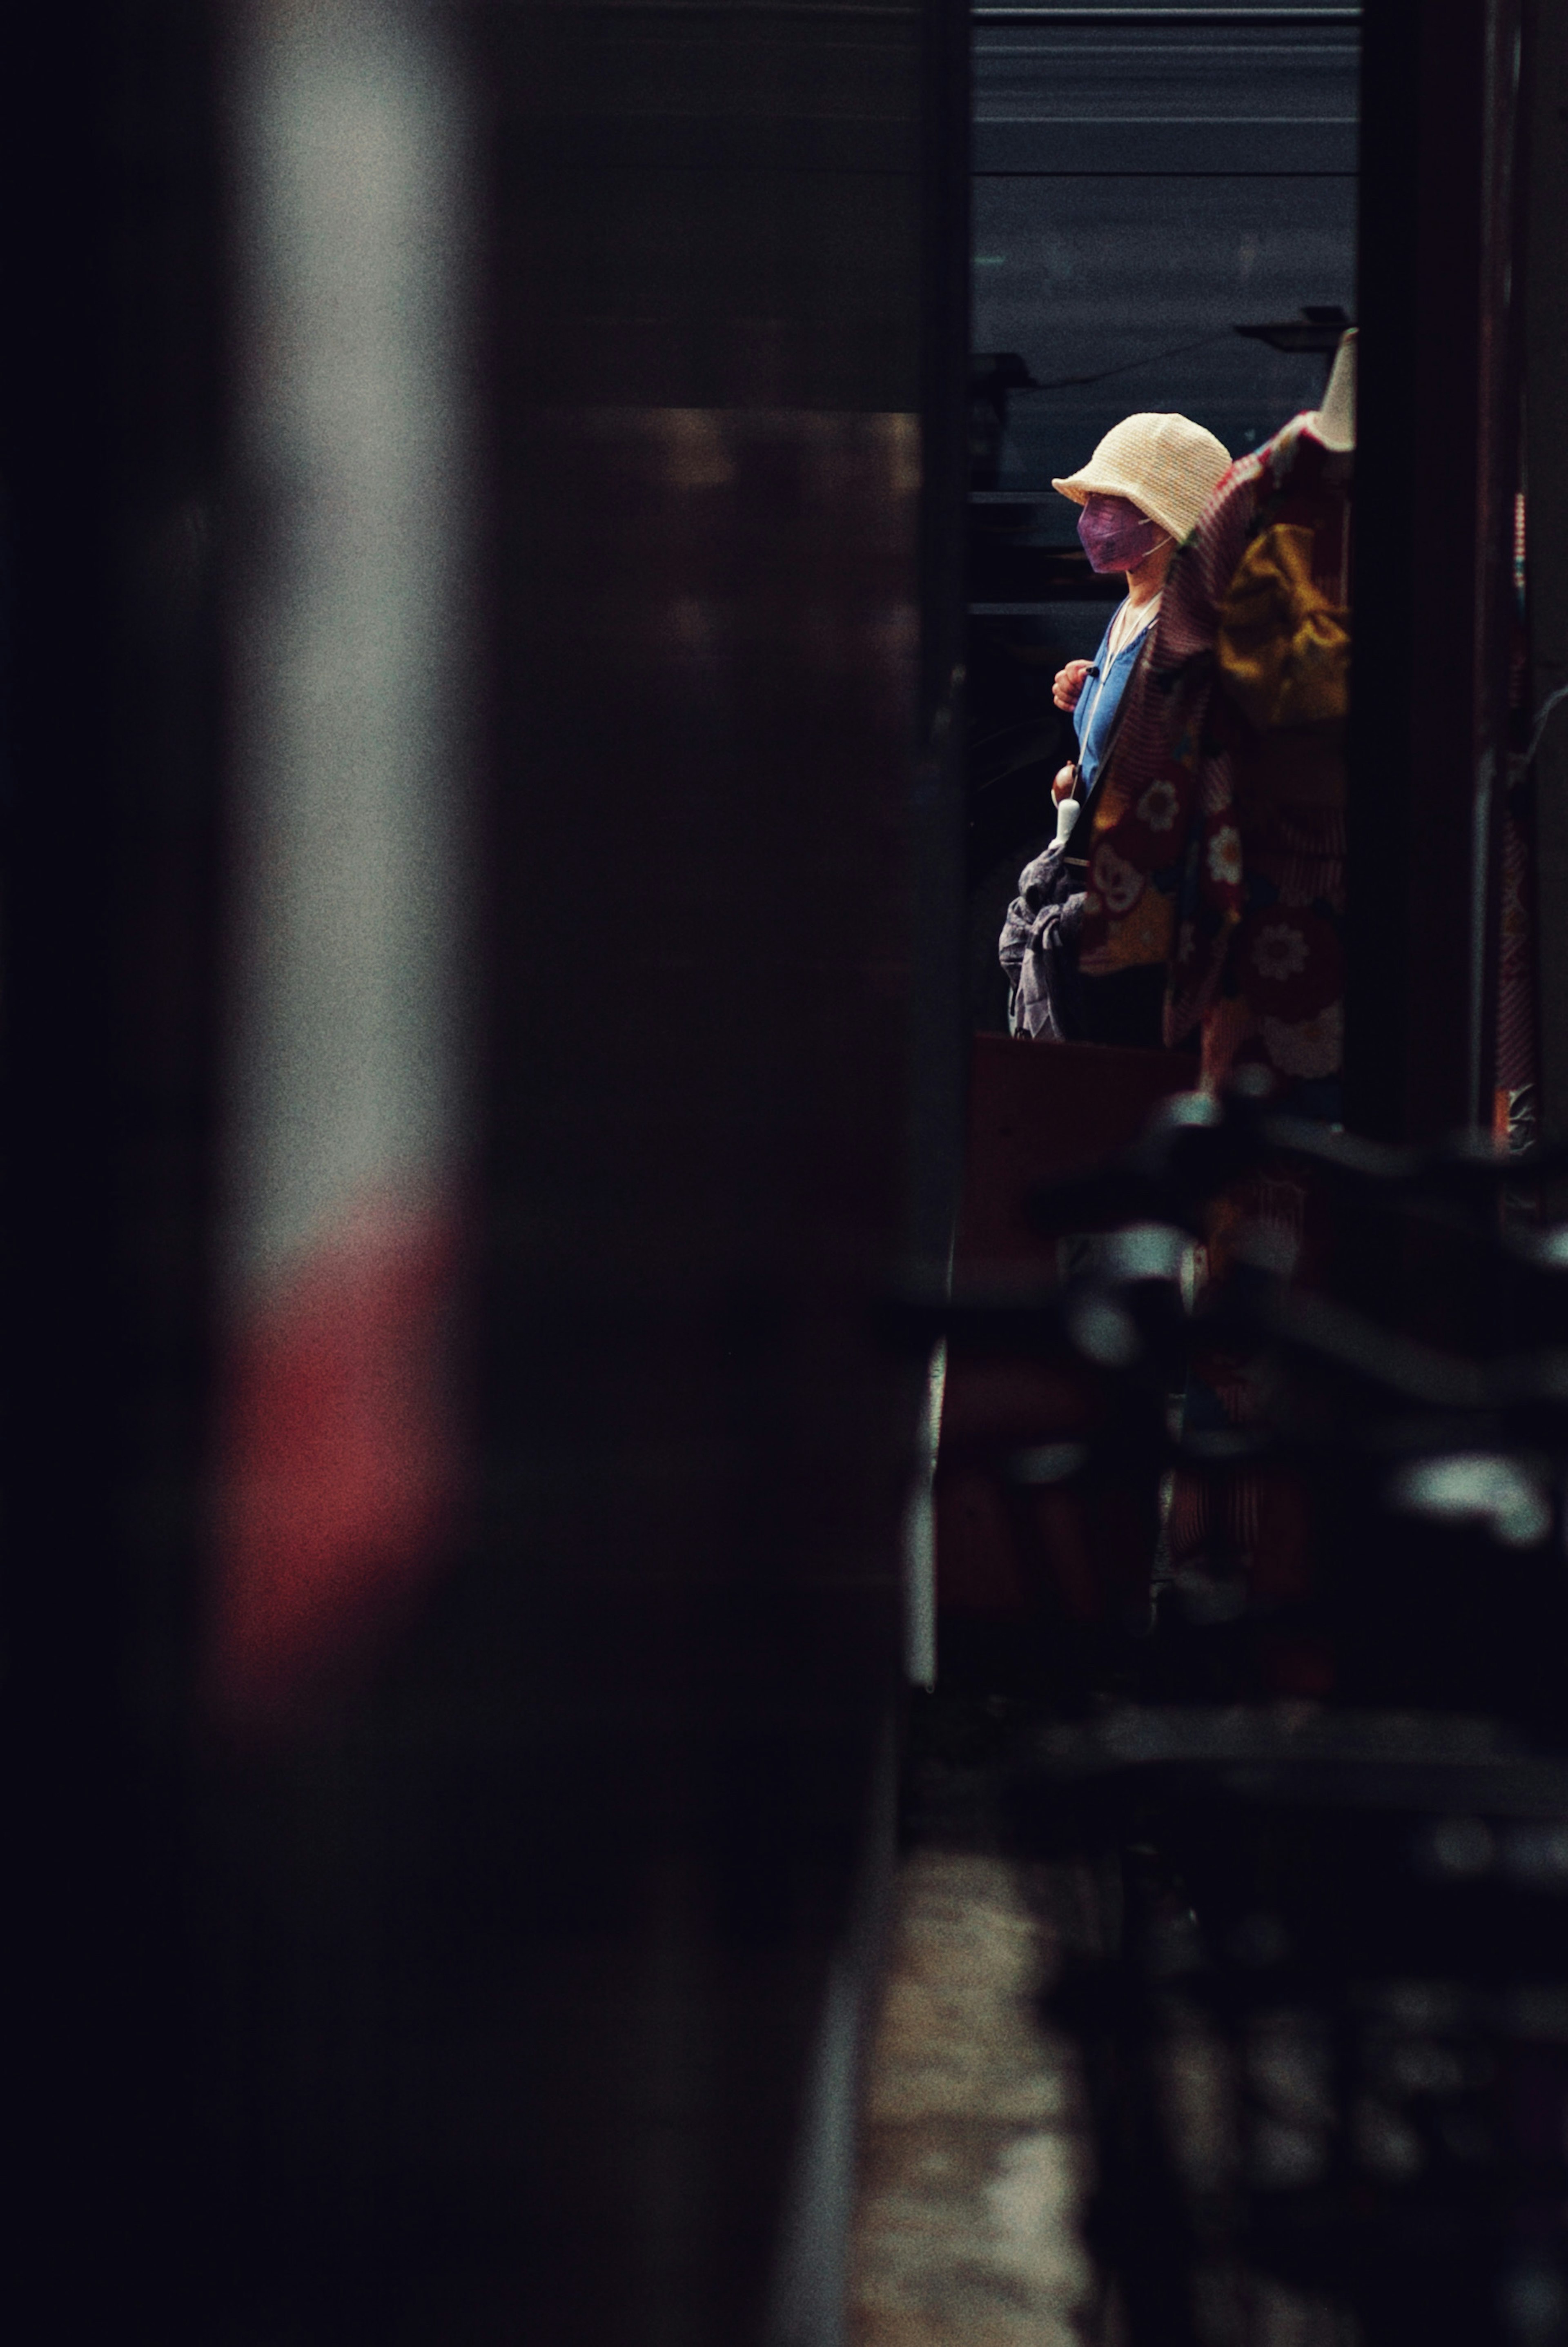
[953,1035,1199,1271]
[938,1036,1198,1620]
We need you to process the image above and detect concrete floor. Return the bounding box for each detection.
[848,1850,1096,2347]
[849,1847,1362,2347]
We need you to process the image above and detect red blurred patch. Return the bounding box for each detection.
[206,1200,459,1735]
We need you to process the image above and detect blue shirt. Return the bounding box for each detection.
[1074,605,1151,799]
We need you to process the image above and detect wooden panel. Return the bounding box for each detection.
[1524,0,1568,1156]
[954,1034,1198,1271]
[940,1037,1195,1625]
[1346,0,1522,1141]
[4,2,960,2340]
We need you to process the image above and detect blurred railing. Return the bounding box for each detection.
[893,1082,1568,2343]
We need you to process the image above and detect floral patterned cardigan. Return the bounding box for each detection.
[1075,415,1352,1113]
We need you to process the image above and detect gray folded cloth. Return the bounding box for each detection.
[999,841,1086,1042]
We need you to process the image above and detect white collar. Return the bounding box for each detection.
[1108,590,1160,659]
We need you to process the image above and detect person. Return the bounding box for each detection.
[1000,412,1232,1042]
[1073,332,1358,1670]
[1075,336,1354,1102]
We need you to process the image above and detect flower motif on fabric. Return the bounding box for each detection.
[1091,841,1145,917]
[1207,826,1243,887]
[1108,882,1173,967]
[1251,922,1309,984]
[1136,778,1180,833]
[1260,1004,1343,1080]
[1200,767,1233,817]
[1238,904,1342,1022]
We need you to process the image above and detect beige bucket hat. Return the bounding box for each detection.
[1052,411,1233,545]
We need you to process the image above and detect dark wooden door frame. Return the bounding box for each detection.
[1346,0,1523,1144]
[1523,0,1568,1157]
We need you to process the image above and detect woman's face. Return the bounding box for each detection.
[1077,492,1167,575]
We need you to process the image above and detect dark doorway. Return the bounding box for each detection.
[965,2,1359,1031]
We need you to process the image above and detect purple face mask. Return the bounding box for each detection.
[1077,493,1167,574]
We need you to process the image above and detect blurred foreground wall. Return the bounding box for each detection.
[1,1,962,2339]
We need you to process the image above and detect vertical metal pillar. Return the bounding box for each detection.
[909,0,971,1281]
[1346,0,1523,1143]
[902,0,971,1692]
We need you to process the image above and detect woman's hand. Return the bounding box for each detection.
[1052,657,1093,712]
[1051,762,1077,804]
